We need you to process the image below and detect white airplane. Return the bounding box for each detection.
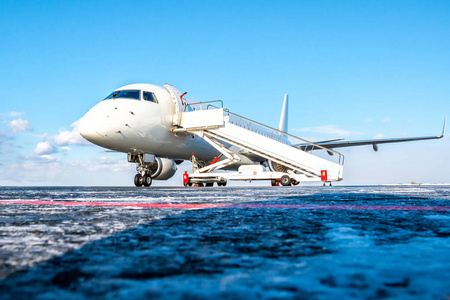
[79,83,445,187]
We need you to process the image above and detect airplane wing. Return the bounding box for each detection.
[298,119,446,152]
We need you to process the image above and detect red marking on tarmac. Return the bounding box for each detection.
[0,200,449,211]
[0,200,225,209]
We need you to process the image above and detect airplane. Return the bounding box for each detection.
[79,83,445,187]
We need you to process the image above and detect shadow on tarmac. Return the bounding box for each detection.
[0,192,449,299]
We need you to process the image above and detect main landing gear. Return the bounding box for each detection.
[134,174,152,187]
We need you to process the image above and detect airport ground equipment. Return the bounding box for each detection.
[172,105,344,186]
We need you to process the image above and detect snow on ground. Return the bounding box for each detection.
[0,186,449,299]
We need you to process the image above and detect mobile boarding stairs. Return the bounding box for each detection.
[172,103,344,186]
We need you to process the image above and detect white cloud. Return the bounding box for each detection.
[34,142,56,155]
[8,111,24,117]
[0,161,64,184]
[0,153,132,185]
[31,155,57,163]
[6,118,32,133]
[53,120,90,146]
[70,156,134,172]
[98,156,118,164]
[366,118,373,123]
[382,117,391,122]
[373,133,387,139]
[293,125,362,137]
[0,130,7,142]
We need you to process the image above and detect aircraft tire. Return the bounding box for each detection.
[280,175,291,186]
[134,174,143,187]
[143,175,152,187]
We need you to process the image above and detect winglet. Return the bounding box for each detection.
[440,117,447,138]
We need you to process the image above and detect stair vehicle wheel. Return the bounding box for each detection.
[218,180,227,187]
[271,179,278,186]
[143,174,152,187]
[134,174,143,187]
[280,175,291,186]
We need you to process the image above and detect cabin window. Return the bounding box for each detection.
[143,91,158,103]
[104,90,141,100]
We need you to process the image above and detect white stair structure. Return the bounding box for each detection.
[173,106,344,185]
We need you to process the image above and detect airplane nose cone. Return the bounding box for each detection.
[79,111,104,144]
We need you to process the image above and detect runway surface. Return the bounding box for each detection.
[0,186,449,299]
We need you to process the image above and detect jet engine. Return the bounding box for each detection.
[129,153,178,181]
[150,157,178,180]
[268,160,290,173]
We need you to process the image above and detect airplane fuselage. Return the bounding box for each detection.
[79,84,217,161]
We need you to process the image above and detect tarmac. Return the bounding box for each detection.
[0,185,449,299]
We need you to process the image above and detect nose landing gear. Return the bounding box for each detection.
[132,154,157,187]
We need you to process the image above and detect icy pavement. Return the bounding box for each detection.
[0,186,449,299]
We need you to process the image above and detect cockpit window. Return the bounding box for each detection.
[143,91,158,103]
[103,90,141,100]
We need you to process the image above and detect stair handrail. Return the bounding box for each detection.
[184,100,223,112]
[204,104,344,165]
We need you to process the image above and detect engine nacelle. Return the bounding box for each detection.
[151,157,177,180]
[268,160,290,173]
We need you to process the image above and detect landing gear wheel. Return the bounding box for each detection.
[280,175,291,186]
[271,179,278,186]
[143,174,152,187]
[291,179,299,186]
[134,174,143,187]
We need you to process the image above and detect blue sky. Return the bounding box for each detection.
[0,1,449,186]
